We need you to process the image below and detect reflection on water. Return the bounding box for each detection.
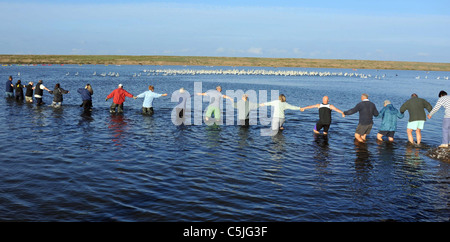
[108,114,129,147]
[1,65,449,222]
[354,140,373,173]
[313,134,330,164]
[269,132,286,162]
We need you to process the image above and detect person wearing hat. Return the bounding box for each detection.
[376,100,404,142]
[105,84,135,113]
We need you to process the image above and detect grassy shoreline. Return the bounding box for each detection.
[1,54,450,71]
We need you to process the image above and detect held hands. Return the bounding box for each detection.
[427,114,432,119]
[300,108,305,112]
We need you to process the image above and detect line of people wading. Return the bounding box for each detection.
[5,75,450,148]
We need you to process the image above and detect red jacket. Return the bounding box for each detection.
[107,88,133,104]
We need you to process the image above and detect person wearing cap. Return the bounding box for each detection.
[344,93,379,142]
[400,93,432,145]
[105,84,135,113]
[427,90,450,148]
[134,85,167,115]
[376,100,404,142]
[301,95,345,135]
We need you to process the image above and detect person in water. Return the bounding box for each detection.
[400,93,432,145]
[78,84,93,112]
[106,84,135,113]
[49,83,69,107]
[135,85,167,115]
[5,76,14,98]
[260,94,301,131]
[34,80,52,106]
[14,80,26,102]
[301,96,345,135]
[197,86,233,124]
[427,90,450,148]
[25,81,35,103]
[344,93,379,143]
[231,94,258,127]
[376,100,404,142]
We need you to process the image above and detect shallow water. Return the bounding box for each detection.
[0,64,449,221]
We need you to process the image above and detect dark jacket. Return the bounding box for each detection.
[377,104,404,131]
[25,84,34,97]
[344,100,379,125]
[5,80,13,92]
[400,96,432,122]
[15,83,24,96]
[78,88,92,101]
[50,87,69,102]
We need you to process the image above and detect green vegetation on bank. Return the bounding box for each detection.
[1,54,449,71]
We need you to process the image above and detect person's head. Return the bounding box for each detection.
[118,84,123,88]
[216,86,222,92]
[361,93,369,101]
[55,83,60,89]
[148,85,154,91]
[9,76,12,81]
[384,100,391,107]
[439,90,447,97]
[279,94,286,102]
[411,93,418,98]
[29,81,33,85]
[38,80,43,84]
[322,96,329,104]
[242,94,249,101]
[17,80,21,84]
[85,84,93,94]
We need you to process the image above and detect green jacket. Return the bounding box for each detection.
[400,96,432,122]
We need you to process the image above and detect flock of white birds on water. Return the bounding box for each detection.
[51,68,448,80]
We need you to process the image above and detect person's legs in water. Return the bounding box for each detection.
[110,103,118,113]
[117,104,124,113]
[416,129,422,145]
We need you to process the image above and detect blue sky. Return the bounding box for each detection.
[1,0,449,62]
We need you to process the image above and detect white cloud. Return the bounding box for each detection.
[247,47,262,55]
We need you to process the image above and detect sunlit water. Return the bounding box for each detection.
[0,64,449,221]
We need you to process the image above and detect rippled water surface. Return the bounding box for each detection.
[1,64,449,221]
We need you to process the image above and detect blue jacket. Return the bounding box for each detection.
[78,88,92,101]
[377,104,404,131]
[5,80,13,92]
